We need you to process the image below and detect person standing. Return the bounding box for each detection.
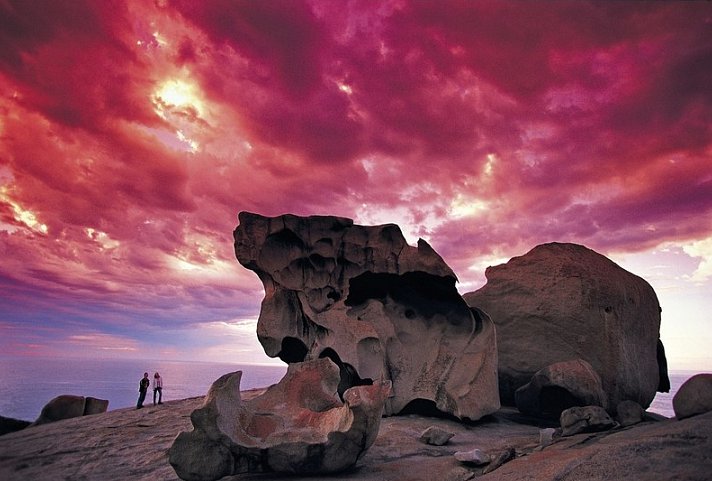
[153,372,163,405]
[137,372,149,409]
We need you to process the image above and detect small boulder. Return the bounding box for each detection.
[538,427,557,447]
[515,359,607,418]
[560,405,616,436]
[616,400,645,427]
[419,426,455,446]
[454,448,490,466]
[673,373,712,420]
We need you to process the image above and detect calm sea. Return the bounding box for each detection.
[0,358,701,422]
[0,357,286,422]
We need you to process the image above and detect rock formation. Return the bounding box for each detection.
[673,373,712,420]
[169,358,391,480]
[33,395,109,426]
[464,242,668,411]
[234,212,499,420]
[560,405,616,436]
[515,359,606,418]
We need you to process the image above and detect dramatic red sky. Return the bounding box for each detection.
[1,1,710,369]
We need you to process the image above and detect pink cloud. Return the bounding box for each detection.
[1,0,711,364]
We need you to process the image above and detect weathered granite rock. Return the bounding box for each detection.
[234,212,499,420]
[454,448,490,465]
[673,373,712,420]
[538,427,557,447]
[33,395,109,425]
[464,242,668,411]
[616,400,645,427]
[515,359,607,418]
[560,405,616,436]
[169,358,391,480]
[419,426,455,445]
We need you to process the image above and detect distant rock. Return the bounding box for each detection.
[515,359,607,418]
[464,242,667,411]
[33,395,109,425]
[169,358,391,479]
[560,405,616,436]
[0,415,31,436]
[234,212,499,420]
[673,373,712,420]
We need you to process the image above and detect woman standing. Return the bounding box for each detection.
[153,372,163,405]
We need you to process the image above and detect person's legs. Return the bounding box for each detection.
[137,391,146,409]
[157,387,162,404]
[153,388,157,405]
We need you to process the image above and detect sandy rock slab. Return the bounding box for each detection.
[1,399,711,481]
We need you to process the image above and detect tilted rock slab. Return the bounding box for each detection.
[234,212,499,420]
[169,358,391,480]
[464,242,668,411]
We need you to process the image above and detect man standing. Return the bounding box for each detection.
[153,372,163,405]
[137,372,150,409]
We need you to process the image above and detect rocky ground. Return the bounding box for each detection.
[1,391,711,481]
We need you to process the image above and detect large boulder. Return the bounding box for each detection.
[515,359,607,418]
[33,395,109,426]
[234,212,499,420]
[464,242,668,411]
[169,358,391,480]
[673,373,712,420]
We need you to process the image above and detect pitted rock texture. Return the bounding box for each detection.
[234,212,499,420]
[464,242,667,411]
[169,358,391,480]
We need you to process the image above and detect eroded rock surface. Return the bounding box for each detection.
[169,358,391,480]
[234,212,499,420]
[515,359,607,418]
[464,242,668,411]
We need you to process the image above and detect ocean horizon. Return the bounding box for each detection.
[0,357,287,422]
[0,357,703,422]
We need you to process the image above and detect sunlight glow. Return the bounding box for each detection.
[449,193,489,218]
[85,228,120,250]
[682,236,712,283]
[153,78,204,118]
[176,129,199,152]
[0,187,48,234]
[484,153,497,177]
